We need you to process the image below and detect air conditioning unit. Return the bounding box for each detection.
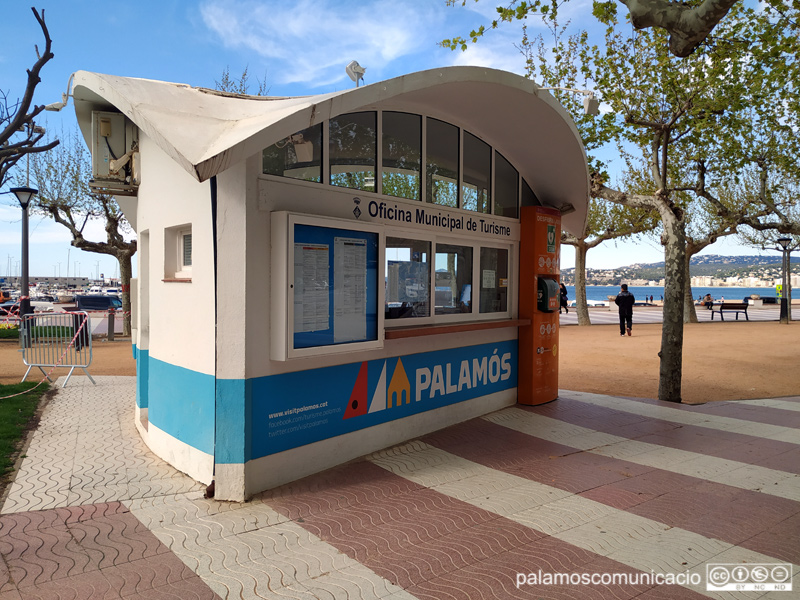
[90,111,140,196]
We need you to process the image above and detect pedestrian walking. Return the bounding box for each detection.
[615,283,635,337]
[559,283,569,314]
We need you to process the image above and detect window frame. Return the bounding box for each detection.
[164,224,192,281]
[383,226,514,328]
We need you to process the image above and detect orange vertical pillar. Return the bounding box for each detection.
[518,206,561,405]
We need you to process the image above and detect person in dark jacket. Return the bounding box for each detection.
[559,283,569,314]
[615,284,635,336]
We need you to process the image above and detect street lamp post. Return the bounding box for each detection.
[776,237,792,324]
[10,187,38,319]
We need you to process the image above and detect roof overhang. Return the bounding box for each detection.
[72,67,590,234]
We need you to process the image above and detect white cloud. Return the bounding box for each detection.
[200,0,446,88]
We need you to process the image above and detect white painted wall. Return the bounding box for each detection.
[136,134,215,374]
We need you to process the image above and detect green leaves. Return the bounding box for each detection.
[591,0,617,25]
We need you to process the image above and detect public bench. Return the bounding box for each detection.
[710,302,749,321]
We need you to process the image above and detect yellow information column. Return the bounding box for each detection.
[518,205,561,405]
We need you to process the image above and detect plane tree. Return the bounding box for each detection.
[24,130,136,335]
[517,14,657,325]
[447,1,797,401]
[445,0,741,57]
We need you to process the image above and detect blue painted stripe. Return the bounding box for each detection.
[147,356,215,455]
[137,342,516,466]
[215,378,252,464]
[134,346,149,409]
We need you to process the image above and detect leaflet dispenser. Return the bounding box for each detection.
[537,278,559,313]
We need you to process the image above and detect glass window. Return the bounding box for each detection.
[385,237,430,319]
[462,132,491,214]
[494,151,519,218]
[434,243,473,315]
[330,112,376,192]
[426,118,459,208]
[480,247,508,313]
[382,112,421,201]
[522,178,541,207]
[262,123,323,182]
[182,232,192,268]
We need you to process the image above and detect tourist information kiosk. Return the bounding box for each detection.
[72,67,589,501]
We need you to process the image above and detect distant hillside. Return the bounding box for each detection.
[562,254,798,285]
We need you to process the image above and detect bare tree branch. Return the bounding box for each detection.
[0,7,59,188]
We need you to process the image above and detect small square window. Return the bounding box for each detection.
[164,224,192,280]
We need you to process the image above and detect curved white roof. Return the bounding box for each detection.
[72,67,589,233]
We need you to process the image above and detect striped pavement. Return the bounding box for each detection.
[558,305,795,326]
[1,376,798,599]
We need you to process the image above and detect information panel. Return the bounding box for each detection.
[293,223,378,350]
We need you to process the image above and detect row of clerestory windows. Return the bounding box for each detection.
[262,111,540,219]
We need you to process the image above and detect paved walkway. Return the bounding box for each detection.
[559,304,794,326]
[1,376,798,599]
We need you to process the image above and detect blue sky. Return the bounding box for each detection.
[0,0,782,281]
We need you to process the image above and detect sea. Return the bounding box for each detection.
[564,285,781,304]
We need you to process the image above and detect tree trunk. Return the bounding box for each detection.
[117,251,134,336]
[683,252,698,323]
[574,242,592,325]
[657,208,686,403]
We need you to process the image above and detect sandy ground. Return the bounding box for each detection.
[1,321,798,403]
[559,321,799,404]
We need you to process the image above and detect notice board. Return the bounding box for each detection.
[271,212,383,360]
[292,223,379,349]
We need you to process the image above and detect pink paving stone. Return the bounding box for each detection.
[743,511,800,564]
[67,512,162,568]
[0,559,12,594]
[580,469,697,499]
[257,460,425,518]
[425,422,578,459]
[100,554,199,598]
[121,574,222,600]
[605,419,684,437]
[754,447,800,473]
[0,512,65,538]
[5,526,97,588]
[54,502,129,525]
[369,519,546,588]
[408,539,662,600]
[12,569,120,600]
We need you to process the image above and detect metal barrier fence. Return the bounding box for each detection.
[20,311,95,388]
